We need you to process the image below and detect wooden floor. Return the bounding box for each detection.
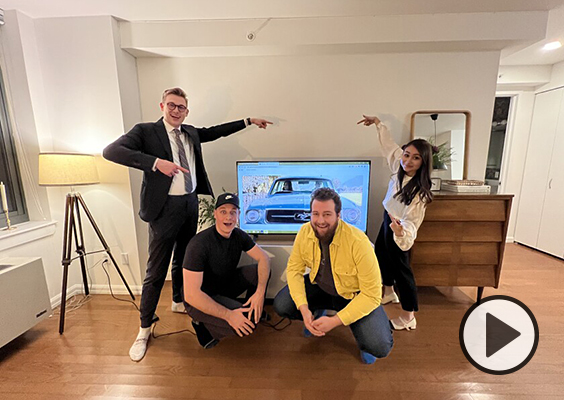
[1,243,563,400]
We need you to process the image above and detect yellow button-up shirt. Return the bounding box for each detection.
[286,220,382,326]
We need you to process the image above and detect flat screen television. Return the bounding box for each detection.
[237,160,371,235]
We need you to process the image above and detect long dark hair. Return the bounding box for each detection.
[394,138,434,205]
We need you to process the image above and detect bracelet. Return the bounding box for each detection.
[246,117,251,126]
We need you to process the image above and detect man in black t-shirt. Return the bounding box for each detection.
[183,193,271,348]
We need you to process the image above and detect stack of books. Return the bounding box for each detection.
[441,180,491,193]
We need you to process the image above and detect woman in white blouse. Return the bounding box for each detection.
[358,115,434,331]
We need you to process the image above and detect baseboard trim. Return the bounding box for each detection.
[50,284,83,309]
[50,284,143,308]
[88,284,143,296]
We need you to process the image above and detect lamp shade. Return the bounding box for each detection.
[39,153,100,186]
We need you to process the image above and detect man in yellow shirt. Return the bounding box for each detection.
[273,188,393,364]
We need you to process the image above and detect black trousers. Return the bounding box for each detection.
[140,193,198,328]
[183,264,262,340]
[375,211,419,312]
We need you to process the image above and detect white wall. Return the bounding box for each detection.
[0,12,145,304]
[137,52,500,239]
[32,15,144,295]
[538,60,564,92]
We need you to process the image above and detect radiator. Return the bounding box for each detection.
[0,257,52,348]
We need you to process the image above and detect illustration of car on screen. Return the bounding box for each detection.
[244,177,362,225]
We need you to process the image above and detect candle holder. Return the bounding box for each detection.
[1,208,16,231]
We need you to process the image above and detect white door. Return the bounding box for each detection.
[515,88,563,248]
[537,90,564,257]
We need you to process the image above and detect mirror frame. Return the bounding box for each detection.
[410,110,471,180]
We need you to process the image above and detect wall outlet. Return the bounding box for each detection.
[121,253,129,265]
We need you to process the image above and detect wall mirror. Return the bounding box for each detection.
[410,110,471,180]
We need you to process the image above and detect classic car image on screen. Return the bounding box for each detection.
[237,161,371,235]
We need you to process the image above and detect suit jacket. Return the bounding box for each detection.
[103,117,246,222]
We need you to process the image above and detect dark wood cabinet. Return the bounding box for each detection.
[411,192,513,301]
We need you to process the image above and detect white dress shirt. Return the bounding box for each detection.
[162,120,198,195]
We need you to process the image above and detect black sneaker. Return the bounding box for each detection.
[191,321,219,349]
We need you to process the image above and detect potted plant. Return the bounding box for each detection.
[198,195,216,231]
[430,139,455,170]
[427,138,455,191]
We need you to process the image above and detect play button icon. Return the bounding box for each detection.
[486,313,520,357]
[459,295,539,375]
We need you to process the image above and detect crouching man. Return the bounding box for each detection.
[274,188,393,364]
[183,193,270,348]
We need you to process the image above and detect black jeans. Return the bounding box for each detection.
[140,193,198,328]
[184,264,265,340]
[375,211,419,312]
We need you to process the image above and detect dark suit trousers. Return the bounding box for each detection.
[140,193,198,328]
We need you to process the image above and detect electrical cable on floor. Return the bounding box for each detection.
[52,256,103,316]
[101,259,140,312]
[53,250,113,316]
[53,294,93,315]
[151,322,195,339]
[260,316,292,331]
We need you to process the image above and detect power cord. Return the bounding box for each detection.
[53,255,105,316]
[260,316,292,331]
[101,259,140,312]
[151,322,195,339]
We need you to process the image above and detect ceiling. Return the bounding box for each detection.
[1,0,564,66]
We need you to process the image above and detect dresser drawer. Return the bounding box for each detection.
[425,200,507,221]
[411,242,499,265]
[413,264,497,287]
[417,221,503,242]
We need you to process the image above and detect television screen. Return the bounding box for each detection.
[237,160,371,235]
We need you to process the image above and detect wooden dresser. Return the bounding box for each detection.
[411,192,513,301]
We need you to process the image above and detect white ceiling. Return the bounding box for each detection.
[1,0,564,66]
[1,0,563,20]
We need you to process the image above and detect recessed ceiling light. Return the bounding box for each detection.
[543,41,562,51]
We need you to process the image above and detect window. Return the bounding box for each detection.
[0,67,28,228]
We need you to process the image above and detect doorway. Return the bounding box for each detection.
[485,97,512,193]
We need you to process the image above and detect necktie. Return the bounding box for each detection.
[172,129,193,193]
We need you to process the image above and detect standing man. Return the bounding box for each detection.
[273,188,394,364]
[183,193,271,348]
[103,87,272,361]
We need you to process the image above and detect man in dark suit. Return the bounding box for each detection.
[103,87,272,361]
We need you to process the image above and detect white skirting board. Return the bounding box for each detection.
[50,283,143,308]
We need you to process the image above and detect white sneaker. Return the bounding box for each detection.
[171,301,187,314]
[381,292,400,305]
[390,316,417,331]
[129,335,149,362]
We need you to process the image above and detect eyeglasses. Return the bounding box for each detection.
[166,102,188,112]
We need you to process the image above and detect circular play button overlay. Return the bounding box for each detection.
[459,295,539,375]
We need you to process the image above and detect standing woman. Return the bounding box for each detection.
[358,115,434,331]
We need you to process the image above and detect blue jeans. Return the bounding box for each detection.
[273,276,394,358]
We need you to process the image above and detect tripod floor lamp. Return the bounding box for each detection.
[39,153,135,334]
